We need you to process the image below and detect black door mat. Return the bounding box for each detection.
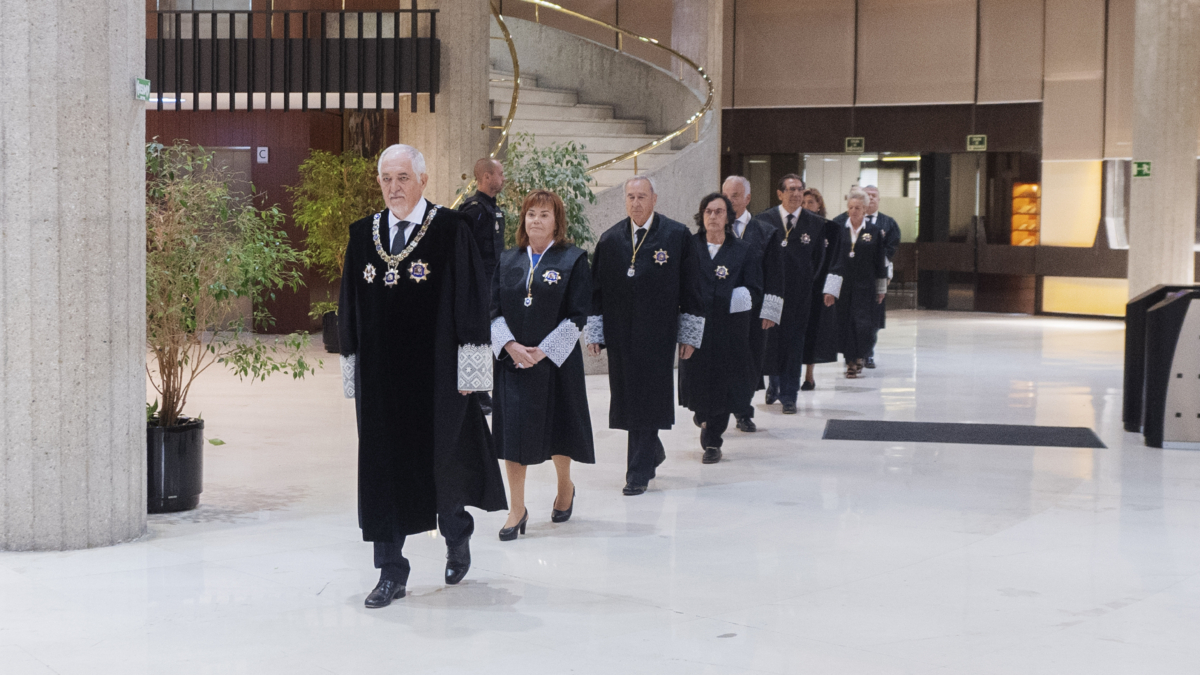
[822,420,1106,449]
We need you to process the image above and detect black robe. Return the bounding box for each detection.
[588,213,705,431]
[805,216,848,365]
[826,220,889,361]
[874,212,901,329]
[338,204,507,542]
[678,233,763,415]
[757,207,826,378]
[490,244,595,466]
[459,190,507,289]
[734,216,784,392]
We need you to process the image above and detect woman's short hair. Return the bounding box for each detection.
[846,189,869,207]
[515,189,569,249]
[802,187,827,218]
[694,192,735,234]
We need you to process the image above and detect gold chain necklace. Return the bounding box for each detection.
[372,205,439,286]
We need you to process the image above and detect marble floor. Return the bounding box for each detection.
[4,311,1200,674]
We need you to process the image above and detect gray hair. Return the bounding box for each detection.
[722,175,751,194]
[624,174,656,195]
[377,144,427,176]
[846,189,869,206]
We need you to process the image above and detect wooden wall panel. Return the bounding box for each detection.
[146,110,345,333]
[977,0,1044,103]
[732,0,855,108]
[856,0,976,105]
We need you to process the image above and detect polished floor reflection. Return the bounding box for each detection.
[4,312,1199,674]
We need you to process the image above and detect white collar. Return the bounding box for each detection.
[847,218,866,234]
[778,204,802,221]
[388,197,429,228]
[630,213,655,232]
[734,210,750,225]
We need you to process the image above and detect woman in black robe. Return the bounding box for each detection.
[490,190,594,540]
[822,189,888,378]
[679,193,763,464]
[801,187,841,390]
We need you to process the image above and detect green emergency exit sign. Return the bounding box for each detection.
[967,134,987,151]
[135,78,151,101]
[844,137,865,153]
[1133,161,1152,178]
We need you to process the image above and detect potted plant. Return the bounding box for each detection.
[145,140,317,513]
[494,132,597,248]
[289,150,384,353]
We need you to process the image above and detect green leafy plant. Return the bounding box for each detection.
[289,149,385,316]
[145,140,318,428]
[495,132,597,248]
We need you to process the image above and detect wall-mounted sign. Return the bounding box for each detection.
[844,137,865,153]
[1133,161,1152,178]
[257,147,269,164]
[135,78,151,102]
[967,134,987,152]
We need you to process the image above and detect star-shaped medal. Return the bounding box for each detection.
[542,270,561,285]
[800,232,811,244]
[715,265,729,280]
[653,249,669,265]
[408,260,430,283]
[363,263,376,283]
[862,233,872,242]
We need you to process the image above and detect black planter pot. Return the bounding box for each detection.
[322,311,340,353]
[147,417,204,513]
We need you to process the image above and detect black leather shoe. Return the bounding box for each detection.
[622,482,648,496]
[702,447,722,464]
[364,579,406,608]
[865,357,876,369]
[800,380,816,391]
[445,540,471,585]
[736,416,756,433]
[765,385,779,405]
[782,402,797,414]
[498,508,528,541]
[551,486,575,523]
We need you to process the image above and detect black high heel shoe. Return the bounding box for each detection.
[551,486,575,523]
[498,508,528,541]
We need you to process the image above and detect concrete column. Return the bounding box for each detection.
[1,0,147,549]
[397,0,490,205]
[671,0,722,181]
[1127,0,1200,298]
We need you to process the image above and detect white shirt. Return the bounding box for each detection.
[707,241,721,258]
[732,210,751,238]
[388,197,428,250]
[846,218,866,243]
[777,204,802,225]
[630,213,654,241]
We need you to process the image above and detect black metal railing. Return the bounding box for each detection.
[146,8,439,113]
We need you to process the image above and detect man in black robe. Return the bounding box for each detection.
[758,174,826,414]
[586,175,705,495]
[722,175,783,432]
[458,157,506,414]
[339,144,507,608]
[863,185,900,369]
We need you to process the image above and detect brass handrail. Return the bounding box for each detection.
[449,1,519,208]
[517,0,714,176]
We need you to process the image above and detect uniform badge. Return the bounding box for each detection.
[653,249,669,266]
[800,232,811,244]
[383,269,399,287]
[862,233,872,242]
[715,265,729,280]
[363,263,377,283]
[542,270,561,285]
[407,260,430,283]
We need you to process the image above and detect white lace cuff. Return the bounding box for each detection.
[340,354,356,399]
[457,344,493,391]
[730,287,752,314]
[760,294,783,323]
[876,278,888,295]
[886,259,894,281]
[824,274,843,298]
[584,315,604,346]
[677,313,705,348]
[490,316,516,359]
[538,319,583,367]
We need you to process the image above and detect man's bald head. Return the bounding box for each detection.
[473,158,504,197]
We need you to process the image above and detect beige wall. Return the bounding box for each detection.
[977,0,1044,103]
[1104,0,1135,158]
[732,0,855,107]
[1042,0,1106,161]
[500,0,673,71]
[856,0,977,105]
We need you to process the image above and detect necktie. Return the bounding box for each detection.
[392,222,409,254]
[634,228,645,247]
[786,214,795,230]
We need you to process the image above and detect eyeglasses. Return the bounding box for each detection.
[704,208,727,216]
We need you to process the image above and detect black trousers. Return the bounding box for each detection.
[698,413,730,449]
[626,429,666,486]
[768,373,801,404]
[372,507,474,584]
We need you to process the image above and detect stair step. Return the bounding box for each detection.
[488,83,578,107]
[509,117,648,136]
[493,101,615,121]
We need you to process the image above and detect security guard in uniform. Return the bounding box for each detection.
[459,157,507,414]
